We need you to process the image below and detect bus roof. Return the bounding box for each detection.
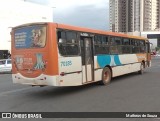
[12,22,147,41]
[55,23,147,41]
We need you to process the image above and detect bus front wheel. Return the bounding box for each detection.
[138,62,145,74]
[101,67,111,85]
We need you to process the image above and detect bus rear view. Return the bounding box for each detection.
[11,23,58,86]
[11,22,151,87]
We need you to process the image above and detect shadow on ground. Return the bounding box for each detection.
[26,71,146,99]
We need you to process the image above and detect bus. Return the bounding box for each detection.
[11,22,151,86]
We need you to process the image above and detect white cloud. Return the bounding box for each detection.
[25,0,109,30]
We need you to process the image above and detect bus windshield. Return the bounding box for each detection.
[14,25,46,49]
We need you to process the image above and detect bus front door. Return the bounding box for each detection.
[81,37,94,83]
[146,42,151,67]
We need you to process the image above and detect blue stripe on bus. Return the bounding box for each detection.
[97,55,111,68]
[97,55,122,68]
[114,55,122,66]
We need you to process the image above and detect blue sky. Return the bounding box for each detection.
[26,0,109,30]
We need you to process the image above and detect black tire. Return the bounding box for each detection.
[100,67,112,85]
[138,62,145,74]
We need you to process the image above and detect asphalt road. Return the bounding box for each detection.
[0,57,160,121]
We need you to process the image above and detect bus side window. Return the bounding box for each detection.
[140,40,145,53]
[58,31,66,43]
[135,40,140,53]
[57,31,79,56]
[110,37,122,54]
[135,40,140,46]
[57,31,66,55]
[115,37,121,45]
[122,38,131,54]
[131,40,140,53]
[123,38,130,45]
[66,31,79,56]
[94,35,102,54]
[131,39,136,53]
[94,35,109,55]
[110,37,115,45]
[102,36,109,45]
[66,31,78,44]
[110,37,122,45]
[95,35,101,44]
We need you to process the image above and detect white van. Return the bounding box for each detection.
[0,59,12,73]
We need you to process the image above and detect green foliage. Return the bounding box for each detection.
[155,47,160,51]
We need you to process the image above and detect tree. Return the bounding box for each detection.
[155,47,160,51]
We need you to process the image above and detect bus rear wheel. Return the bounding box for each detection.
[101,67,111,85]
[138,62,145,74]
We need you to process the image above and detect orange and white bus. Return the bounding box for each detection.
[11,22,151,86]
